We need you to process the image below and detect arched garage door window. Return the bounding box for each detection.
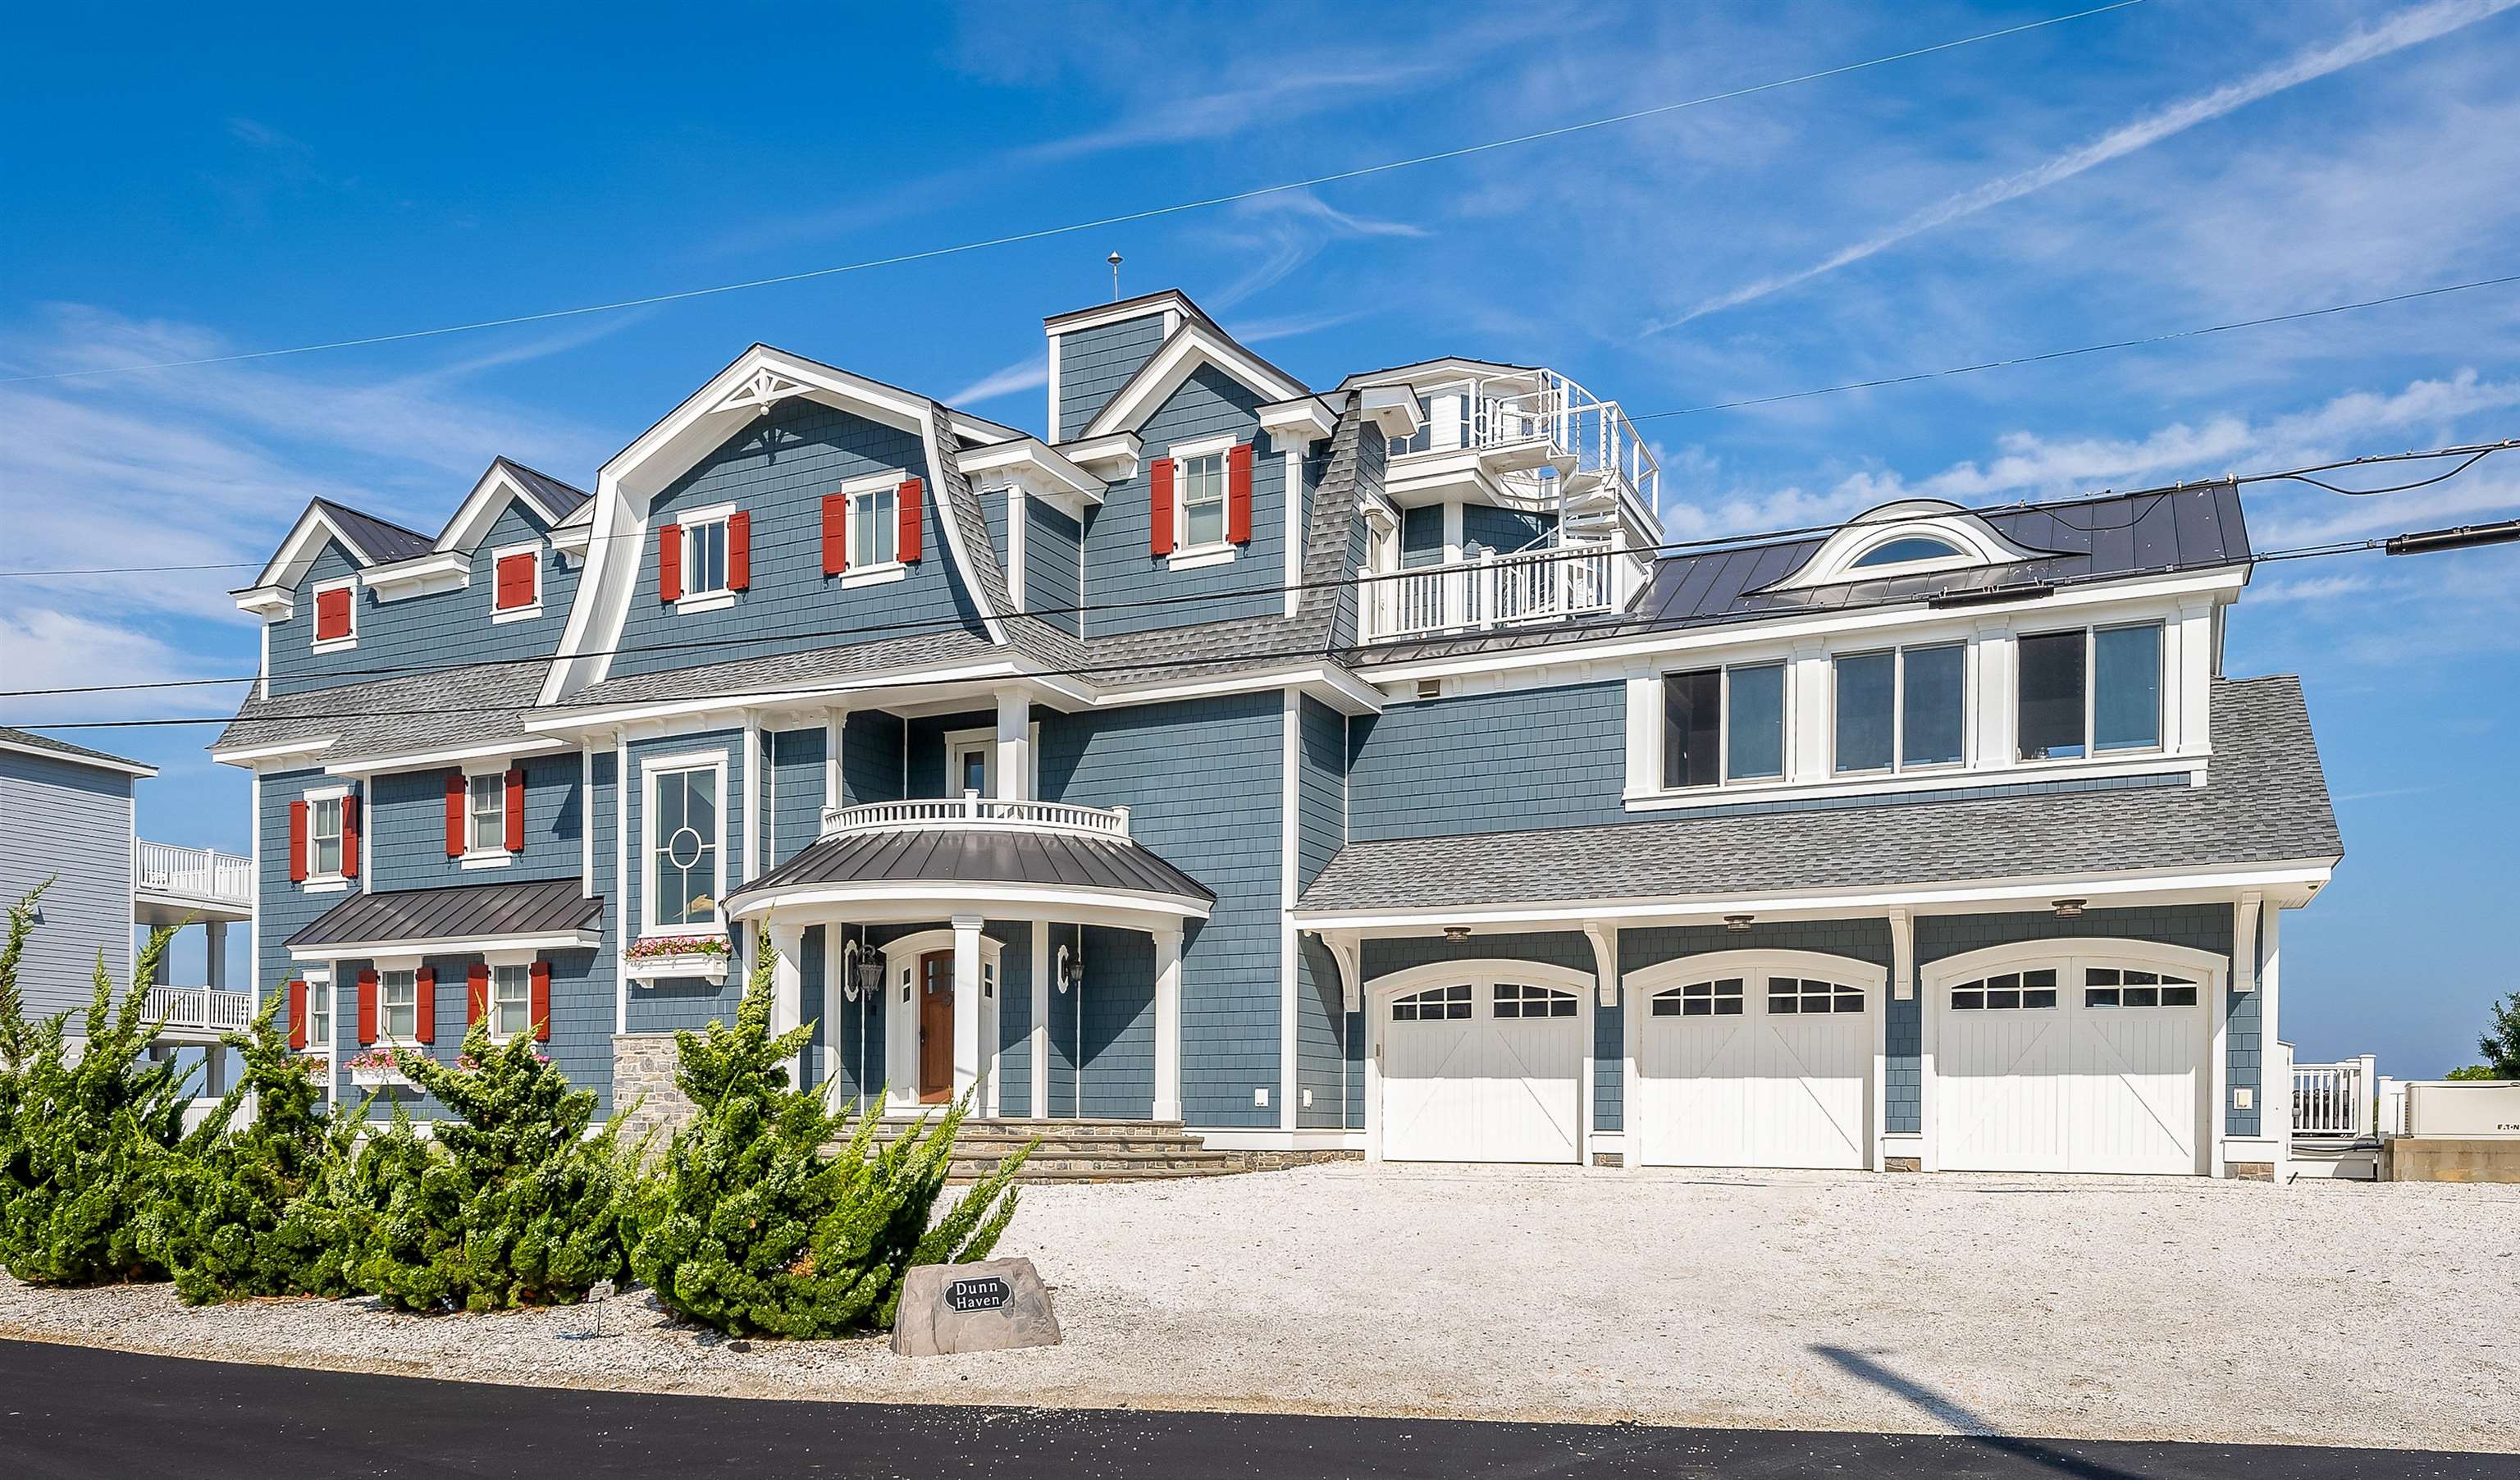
[1628,950,1883,1171]
[1369,962,1591,1165]
[1926,939,2225,1176]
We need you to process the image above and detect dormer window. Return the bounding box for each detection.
[1180,451,1227,548]
[311,578,358,651]
[2017,624,2163,761]
[491,543,542,622]
[1152,435,1251,568]
[685,517,731,596]
[655,504,747,612]
[1850,536,1965,569]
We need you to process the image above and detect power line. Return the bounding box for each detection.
[1626,272,2520,420]
[0,2,2145,387]
[1,441,2508,702]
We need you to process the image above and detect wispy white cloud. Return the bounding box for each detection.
[1651,0,2520,330]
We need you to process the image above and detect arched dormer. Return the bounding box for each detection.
[1765,499,2045,592]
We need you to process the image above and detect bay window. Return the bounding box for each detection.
[1663,661,1784,788]
[1834,642,1965,774]
[2017,623,2162,761]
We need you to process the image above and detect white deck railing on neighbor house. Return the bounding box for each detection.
[135,840,252,908]
[2293,1054,2380,1139]
[145,984,257,1036]
[821,794,1132,842]
[1366,541,1618,640]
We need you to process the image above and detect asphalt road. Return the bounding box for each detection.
[3,1338,2512,1479]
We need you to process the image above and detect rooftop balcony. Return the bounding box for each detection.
[1379,368,1661,533]
[819,794,1133,842]
[1361,539,1627,642]
[134,840,252,926]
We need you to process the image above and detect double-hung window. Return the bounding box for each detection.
[308,797,345,879]
[647,761,724,931]
[489,964,532,1038]
[1833,642,1966,774]
[378,969,419,1042]
[851,483,899,569]
[682,516,731,599]
[1179,450,1227,549]
[466,773,506,856]
[2016,623,2162,761]
[307,980,333,1056]
[1662,662,1785,788]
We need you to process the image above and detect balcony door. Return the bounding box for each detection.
[948,738,993,798]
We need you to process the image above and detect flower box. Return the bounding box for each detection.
[627,934,733,984]
[348,1064,415,1089]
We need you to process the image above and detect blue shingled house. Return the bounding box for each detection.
[217,289,2340,1178]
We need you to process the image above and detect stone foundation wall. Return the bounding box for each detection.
[613,1034,696,1148]
[1208,1148,1363,1172]
[2226,1160,2275,1182]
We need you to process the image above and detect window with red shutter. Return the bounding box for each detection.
[822,494,849,575]
[356,971,379,1045]
[504,768,526,853]
[493,551,538,611]
[313,584,354,642]
[340,794,360,879]
[288,800,308,882]
[468,963,490,1026]
[727,510,751,591]
[444,772,466,857]
[657,523,683,603]
[287,980,308,1051]
[529,961,551,1043]
[413,966,436,1045]
[1148,457,1176,557]
[897,478,924,563]
[1226,442,1254,545]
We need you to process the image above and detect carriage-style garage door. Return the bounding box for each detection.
[1933,946,2217,1176]
[1378,971,1585,1164]
[1632,953,1877,1170]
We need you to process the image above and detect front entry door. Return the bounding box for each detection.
[918,951,955,1104]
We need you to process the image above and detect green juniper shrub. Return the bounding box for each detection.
[346,1023,638,1312]
[0,887,193,1286]
[628,935,1029,1338]
[138,992,368,1303]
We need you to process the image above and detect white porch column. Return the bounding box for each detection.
[1153,925,1184,1123]
[2262,905,2288,1176]
[768,920,807,1087]
[204,920,228,993]
[952,913,985,1105]
[1029,919,1051,1120]
[994,688,1032,802]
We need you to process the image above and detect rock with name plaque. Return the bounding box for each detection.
[890,1257,1061,1356]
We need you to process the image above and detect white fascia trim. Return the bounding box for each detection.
[1335,357,1540,393]
[322,734,573,779]
[955,439,1105,507]
[1166,544,1236,571]
[1091,663,1384,717]
[1357,385,1423,437]
[1257,396,1339,450]
[288,929,600,962]
[1166,431,1240,460]
[1625,751,2208,813]
[728,880,1211,928]
[1041,292,1196,337]
[361,550,471,600]
[945,411,1027,447]
[234,586,295,620]
[1079,322,1308,441]
[436,464,541,555]
[212,736,339,767]
[1290,859,2342,933]
[1053,431,1143,482]
[525,660,1040,736]
[0,736,158,778]
[1358,568,2251,687]
[248,503,383,591]
[549,521,593,557]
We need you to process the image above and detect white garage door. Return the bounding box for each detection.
[1381,979,1584,1163]
[1637,972,1872,1170]
[1937,957,2212,1175]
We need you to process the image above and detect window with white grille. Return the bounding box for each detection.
[1390,984,1471,1021]
[1651,978,1745,1017]
[1493,982,1577,1019]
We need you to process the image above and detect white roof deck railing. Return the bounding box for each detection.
[135,840,252,908]
[1363,540,1619,641]
[820,793,1132,842]
[145,984,257,1036]
[1384,370,1661,517]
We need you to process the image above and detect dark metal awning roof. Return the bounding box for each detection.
[285,878,604,957]
[730,826,1213,924]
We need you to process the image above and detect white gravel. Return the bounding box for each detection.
[4,1164,2513,1450]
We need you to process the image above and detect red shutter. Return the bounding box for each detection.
[504,767,527,852]
[413,966,436,1045]
[822,494,848,575]
[287,980,308,1051]
[657,523,683,603]
[445,772,466,856]
[356,970,378,1045]
[897,478,924,563]
[1148,457,1176,557]
[340,794,360,879]
[529,960,551,1043]
[1227,442,1254,545]
[467,962,490,1027]
[494,552,535,610]
[288,801,308,882]
[315,587,352,641]
[727,510,751,591]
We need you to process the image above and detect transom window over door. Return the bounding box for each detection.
[2018,624,2162,761]
[1179,451,1226,548]
[1663,662,1784,788]
[647,761,723,930]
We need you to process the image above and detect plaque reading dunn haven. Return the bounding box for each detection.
[890,1257,1061,1356]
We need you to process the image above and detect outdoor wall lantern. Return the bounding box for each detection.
[1723,915,1755,932]
[1056,944,1085,994]
[839,940,884,1001]
[2052,898,2088,919]
[1442,925,1472,943]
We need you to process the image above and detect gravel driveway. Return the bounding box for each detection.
[5,1164,2513,1450]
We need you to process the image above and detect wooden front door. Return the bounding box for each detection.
[918,950,954,1104]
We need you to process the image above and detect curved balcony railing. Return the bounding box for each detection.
[820,793,1131,842]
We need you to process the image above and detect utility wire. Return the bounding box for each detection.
[0,3,2144,386]
[1,441,2509,702]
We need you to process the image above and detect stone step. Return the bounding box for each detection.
[837,1115,1240,1184]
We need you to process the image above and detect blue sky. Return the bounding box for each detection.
[3,0,2515,1074]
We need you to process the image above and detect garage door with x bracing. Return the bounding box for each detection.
[1935,954,2213,1176]
[1380,979,1584,1163]
[1636,969,1873,1170]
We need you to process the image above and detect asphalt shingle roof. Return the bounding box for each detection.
[1296,675,2339,914]
[0,725,150,770]
[214,659,549,761]
[285,877,603,949]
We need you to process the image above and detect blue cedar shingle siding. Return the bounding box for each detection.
[840,711,906,806]
[263,500,573,700]
[1024,502,1084,635]
[1295,697,1345,890]
[1294,935,1348,1129]
[1080,366,1285,639]
[906,709,993,798]
[256,768,364,1103]
[605,400,988,683]
[1057,313,1167,441]
[991,919,1032,1114]
[1462,505,1554,554]
[1915,905,2242,1135]
[0,748,135,1017]
[623,728,747,1034]
[1399,505,1445,567]
[1361,932,1607,1129]
[1347,683,1627,843]
[1041,920,1083,1115]
[1076,924,1156,1117]
[826,923,885,1106]
[768,726,828,866]
[1039,693,1280,1127]
[1294,697,1349,1130]
[366,752,582,891]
